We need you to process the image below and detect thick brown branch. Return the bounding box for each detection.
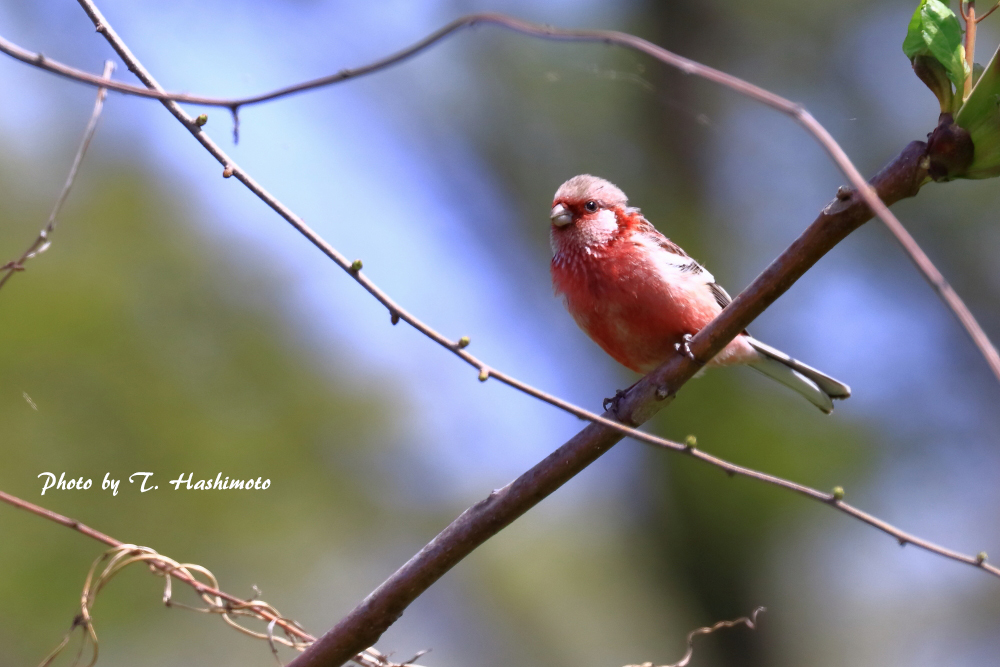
[285,143,952,667]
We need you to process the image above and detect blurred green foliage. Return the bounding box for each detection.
[0,160,402,664]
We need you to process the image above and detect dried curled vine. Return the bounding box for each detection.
[624,607,766,667]
[39,544,312,667]
[0,490,420,667]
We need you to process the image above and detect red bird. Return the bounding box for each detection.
[549,174,850,413]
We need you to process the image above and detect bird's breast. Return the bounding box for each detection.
[552,245,722,373]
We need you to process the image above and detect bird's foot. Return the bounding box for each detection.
[674,333,698,362]
[603,388,627,415]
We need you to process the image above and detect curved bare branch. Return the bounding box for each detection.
[3,11,997,383]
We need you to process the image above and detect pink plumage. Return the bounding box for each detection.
[549,174,850,413]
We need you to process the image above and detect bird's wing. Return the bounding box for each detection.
[633,216,738,313]
[633,218,719,282]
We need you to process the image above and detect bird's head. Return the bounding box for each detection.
[550,175,627,227]
[549,175,629,253]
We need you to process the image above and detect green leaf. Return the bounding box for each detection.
[903,0,969,89]
[955,44,1000,177]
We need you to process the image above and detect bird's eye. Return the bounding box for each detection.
[584,200,598,212]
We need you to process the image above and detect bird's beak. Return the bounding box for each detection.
[550,203,573,227]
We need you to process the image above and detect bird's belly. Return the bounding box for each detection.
[556,258,721,373]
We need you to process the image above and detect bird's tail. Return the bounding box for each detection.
[744,337,851,414]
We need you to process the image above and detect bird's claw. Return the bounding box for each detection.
[674,333,698,362]
[603,389,627,415]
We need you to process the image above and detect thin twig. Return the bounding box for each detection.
[976,2,1000,23]
[3,11,997,386]
[663,443,996,573]
[0,60,114,292]
[0,489,119,547]
[875,207,1000,379]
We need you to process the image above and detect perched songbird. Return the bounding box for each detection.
[549,174,850,413]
